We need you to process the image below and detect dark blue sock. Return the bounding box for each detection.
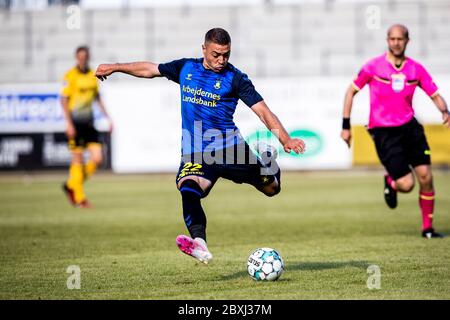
[179,180,207,241]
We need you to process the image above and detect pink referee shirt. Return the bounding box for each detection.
[353,53,439,128]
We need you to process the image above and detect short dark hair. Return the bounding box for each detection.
[75,45,89,55]
[204,28,231,45]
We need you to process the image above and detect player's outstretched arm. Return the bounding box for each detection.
[431,94,450,128]
[95,62,161,81]
[341,84,359,148]
[251,101,305,154]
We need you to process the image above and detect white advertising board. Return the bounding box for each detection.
[104,76,448,173]
[2,75,447,173]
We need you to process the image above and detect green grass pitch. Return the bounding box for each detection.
[0,171,449,299]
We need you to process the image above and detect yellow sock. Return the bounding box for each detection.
[84,160,97,180]
[67,163,85,203]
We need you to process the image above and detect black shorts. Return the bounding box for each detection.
[69,122,100,150]
[175,143,279,196]
[368,117,431,180]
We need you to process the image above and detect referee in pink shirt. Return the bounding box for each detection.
[341,24,449,238]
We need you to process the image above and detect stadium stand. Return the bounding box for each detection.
[0,0,449,83]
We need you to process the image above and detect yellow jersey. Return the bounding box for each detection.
[61,66,99,123]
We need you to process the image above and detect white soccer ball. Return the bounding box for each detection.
[247,247,284,281]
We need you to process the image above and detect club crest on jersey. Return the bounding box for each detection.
[391,73,405,92]
[185,73,192,81]
[214,79,221,90]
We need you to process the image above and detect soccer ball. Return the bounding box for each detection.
[247,248,284,281]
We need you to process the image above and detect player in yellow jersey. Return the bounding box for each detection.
[61,46,112,208]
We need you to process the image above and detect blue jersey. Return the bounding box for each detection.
[158,58,263,155]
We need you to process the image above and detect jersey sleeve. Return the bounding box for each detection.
[418,64,439,97]
[60,71,72,98]
[352,63,372,91]
[158,58,189,84]
[232,72,263,107]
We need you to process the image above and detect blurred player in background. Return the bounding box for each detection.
[61,46,112,208]
[95,28,305,263]
[341,24,449,238]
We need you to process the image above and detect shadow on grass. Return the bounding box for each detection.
[436,229,449,238]
[287,260,369,271]
[397,229,449,238]
[220,260,369,281]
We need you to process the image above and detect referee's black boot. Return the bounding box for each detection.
[384,175,397,209]
[422,228,444,239]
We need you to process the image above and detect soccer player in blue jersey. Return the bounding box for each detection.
[95,28,305,264]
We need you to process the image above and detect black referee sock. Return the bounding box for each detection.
[179,180,207,242]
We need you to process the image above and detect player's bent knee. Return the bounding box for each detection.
[404,184,414,193]
[397,180,415,193]
[394,172,414,193]
[417,172,432,184]
[262,183,281,197]
[179,179,205,198]
[266,188,280,197]
[177,176,212,195]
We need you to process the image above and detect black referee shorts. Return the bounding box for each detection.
[368,117,431,180]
